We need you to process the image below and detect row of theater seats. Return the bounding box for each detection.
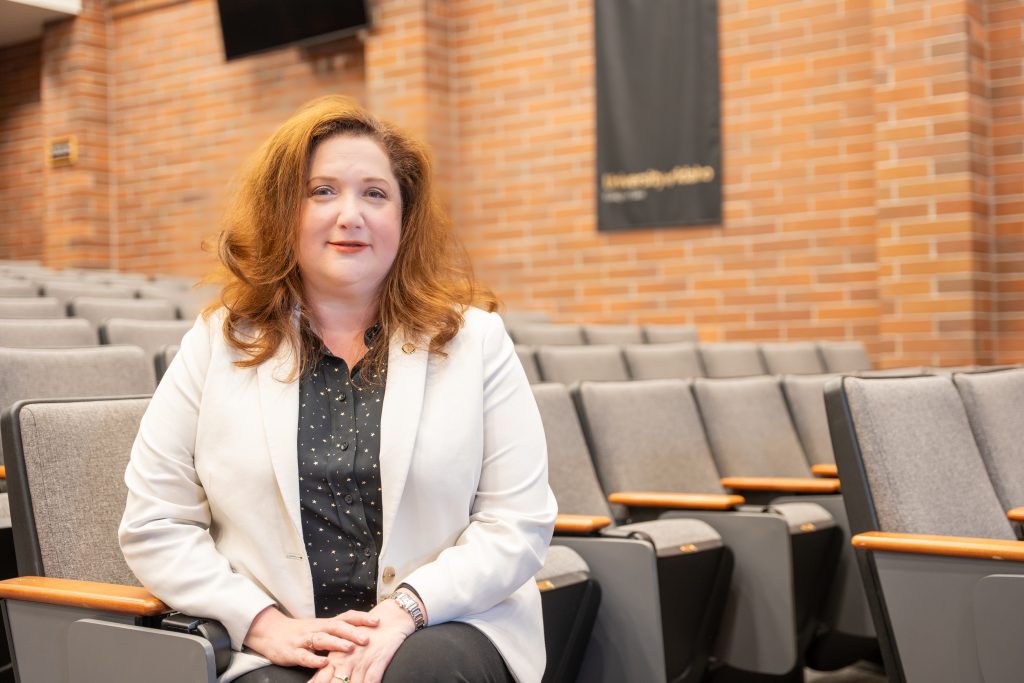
[515,340,873,384]
[534,376,878,681]
[826,367,1024,683]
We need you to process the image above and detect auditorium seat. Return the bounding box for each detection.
[533,383,731,683]
[642,324,699,343]
[534,345,629,383]
[575,379,843,679]
[136,283,216,320]
[760,342,827,375]
[153,345,180,382]
[623,342,704,380]
[818,341,871,373]
[952,368,1024,519]
[693,376,877,664]
[0,297,63,319]
[508,323,585,346]
[99,319,192,358]
[39,281,137,314]
[0,280,37,298]
[70,297,177,328]
[826,374,1024,683]
[581,324,644,345]
[0,318,97,347]
[0,396,228,682]
[536,545,601,683]
[513,345,542,384]
[781,374,842,471]
[697,342,767,378]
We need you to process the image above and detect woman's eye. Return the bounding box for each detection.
[310,185,334,196]
[367,188,388,200]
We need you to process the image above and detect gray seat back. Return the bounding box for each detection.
[623,342,704,380]
[698,342,766,378]
[760,342,826,375]
[952,368,1024,511]
[643,325,698,343]
[0,297,63,319]
[100,318,192,356]
[582,324,644,345]
[837,375,1013,538]
[39,281,137,313]
[514,345,541,385]
[819,341,871,373]
[511,324,585,346]
[531,383,615,518]
[0,345,156,465]
[0,318,97,347]
[535,345,629,384]
[693,376,811,477]
[2,396,151,583]
[0,279,38,297]
[576,379,726,494]
[782,374,840,467]
[154,345,180,382]
[71,297,177,328]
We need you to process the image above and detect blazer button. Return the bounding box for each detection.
[382,566,396,583]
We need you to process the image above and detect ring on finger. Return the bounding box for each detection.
[333,675,350,683]
[305,632,315,650]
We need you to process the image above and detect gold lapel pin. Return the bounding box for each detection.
[401,342,416,354]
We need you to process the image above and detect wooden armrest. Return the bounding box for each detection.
[555,514,612,533]
[0,465,6,479]
[608,491,745,510]
[811,464,838,478]
[0,577,168,616]
[720,476,841,493]
[1007,507,1024,522]
[852,531,1024,562]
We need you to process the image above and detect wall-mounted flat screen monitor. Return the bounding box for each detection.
[217,0,370,61]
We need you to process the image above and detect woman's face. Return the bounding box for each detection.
[296,134,403,306]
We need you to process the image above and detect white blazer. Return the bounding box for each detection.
[119,307,557,682]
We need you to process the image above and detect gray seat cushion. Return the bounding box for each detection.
[536,545,590,583]
[698,343,766,378]
[509,323,585,346]
[782,374,840,467]
[769,502,835,533]
[535,345,629,384]
[0,318,97,347]
[760,343,826,375]
[582,325,644,345]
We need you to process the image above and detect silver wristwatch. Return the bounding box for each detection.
[387,591,426,630]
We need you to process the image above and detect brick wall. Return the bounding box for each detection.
[0,39,44,261]
[0,0,1019,364]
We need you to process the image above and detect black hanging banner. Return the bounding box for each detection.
[595,0,721,231]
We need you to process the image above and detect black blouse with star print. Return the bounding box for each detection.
[297,328,385,617]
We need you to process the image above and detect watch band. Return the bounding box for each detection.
[388,591,426,630]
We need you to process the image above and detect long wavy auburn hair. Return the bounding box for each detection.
[208,95,496,380]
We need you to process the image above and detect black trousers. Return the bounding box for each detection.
[235,622,515,683]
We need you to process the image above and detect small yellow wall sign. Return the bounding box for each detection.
[47,135,78,167]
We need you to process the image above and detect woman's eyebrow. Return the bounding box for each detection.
[306,175,392,187]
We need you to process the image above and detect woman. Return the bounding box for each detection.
[119,95,557,683]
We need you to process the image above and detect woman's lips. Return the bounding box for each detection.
[328,241,368,254]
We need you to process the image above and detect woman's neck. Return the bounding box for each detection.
[305,294,379,368]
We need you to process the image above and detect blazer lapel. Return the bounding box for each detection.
[378,334,428,558]
[256,344,303,541]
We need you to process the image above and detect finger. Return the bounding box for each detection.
[363,658,387,683]
[337,610,380,627]
[294,648,328,670]
[324,622,371,646]
[312,633,356,653]
[307,664,334,683]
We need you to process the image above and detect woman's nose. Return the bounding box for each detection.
[334,193,362,229]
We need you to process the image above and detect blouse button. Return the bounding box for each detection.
[382,566,396,583]
[340,442,350,451]
[344,494,354,505]
[363,547,372,557]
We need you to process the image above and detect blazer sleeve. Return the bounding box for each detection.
[400,312,558,625]
[118,315,276,650]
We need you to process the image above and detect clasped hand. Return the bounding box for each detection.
[245,600,417,683]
